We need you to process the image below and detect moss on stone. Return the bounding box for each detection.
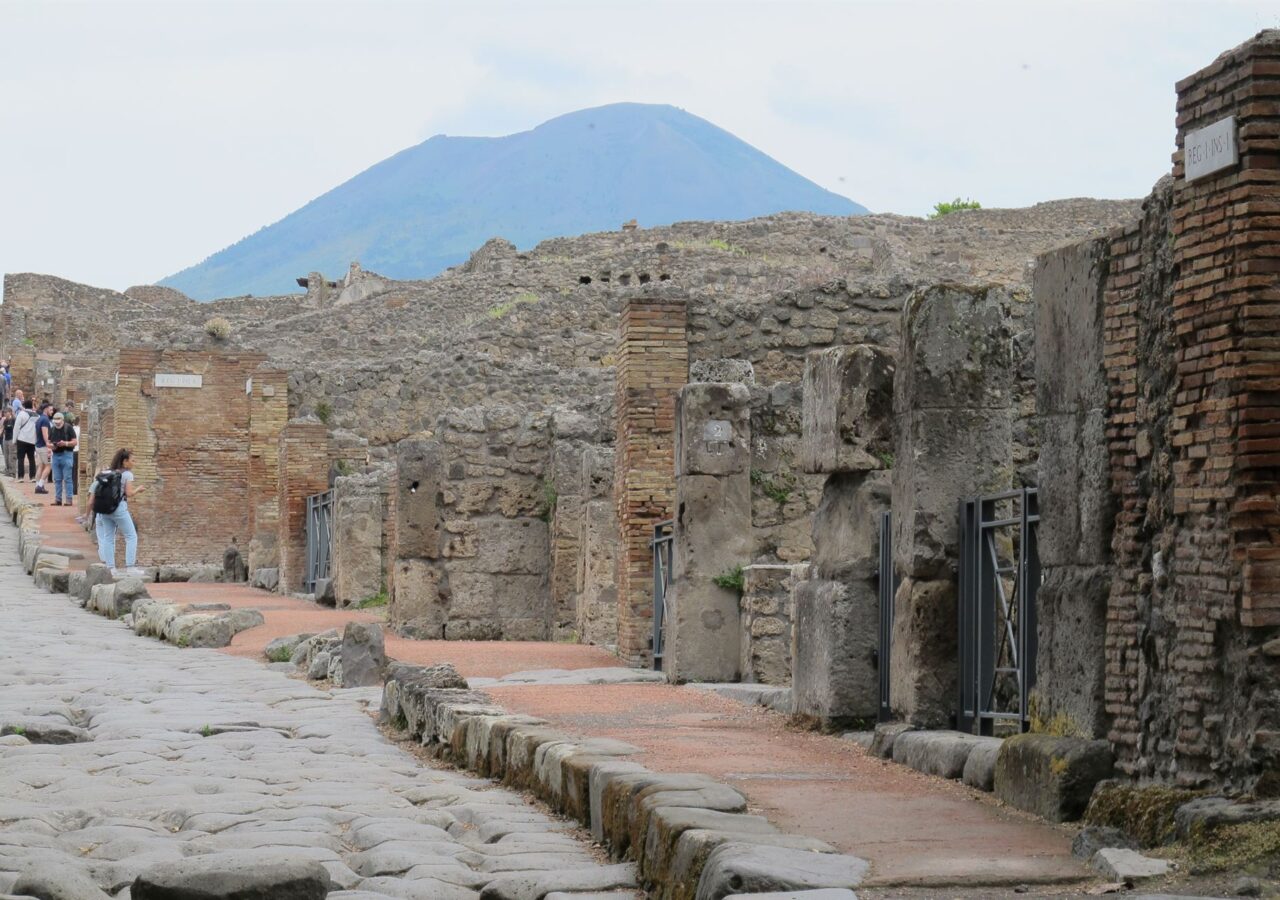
[1186,820,1280,874]
[1084,782,1203,847]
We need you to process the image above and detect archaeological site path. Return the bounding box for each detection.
[3,479,1097,894]
[0,503,635,899]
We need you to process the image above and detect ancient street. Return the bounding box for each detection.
[0,513,636,900]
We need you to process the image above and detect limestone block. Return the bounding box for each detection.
[869,722,917,759]
[1033,564,1110,740]
[340,622,386,687]
[333,491,384,607]
[809,470,889,583]
[690,358,755,384]
[739,564,801,685]
[642,807,776,885]
[994,733,1114,822]
[1037,410,1111,568]
[130,852,332,899]
[391,558,449,638]
[891,731,995,780]
[1090,848,1169,882]
[667,832,837,900]
[675,382,751,477]
[801,344,895,474]
[447,516,548,575]
[792,578,878,726]
[694,842,868,900]
[888,577,957,727]
[961,737,1003,791]
[395,439,444,559]
[670,473,752,683]
[251,567,280,591]
[587,759,648,842]
[1034,238,1109,416]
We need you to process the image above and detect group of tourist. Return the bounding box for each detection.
[0,362,144,576]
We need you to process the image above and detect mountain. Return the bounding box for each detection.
[159,103,867,299]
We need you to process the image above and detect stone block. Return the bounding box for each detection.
[642,807,775,886]
[690,358,755,385]
[390,558,449,637]
[340,622,386,687]
[670,472,752,684]
[447,517,548,575]
[1090,848,1170,882]
[961,737,1004,791]
[332,488,384,608]
[888,577,956,727]
[869,722,916,759]
[675,382,751,477]
[1174,797,1280,838]
[1034,238,1108,416]
[130,852,332,899]
[994,733,1114,822]
[801,344,895,474]
[792,578,878,726]
[395,439,444,559]
[725,893,856,900]
[1032,564,1110,740]
[809,470,889,583]
[892,731,991,780]
[667,832,836,900]
[694,842,868,900]
[251,567,280,591]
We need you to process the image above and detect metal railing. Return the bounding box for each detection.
[957,487,1040,735]
[877,510,898,723]
[304,489,334,594]
[651,519,674,671]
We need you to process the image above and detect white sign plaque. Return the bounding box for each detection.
[154,373,203,389]
[1185,116,1237,181]
[703,420,732,442]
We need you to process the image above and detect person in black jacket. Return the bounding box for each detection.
[48,411,77,506]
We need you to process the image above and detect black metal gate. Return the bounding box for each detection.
[305,489,333,594]
[877,510,897,723]
[958,488,1040,735]
[651,519,674,671]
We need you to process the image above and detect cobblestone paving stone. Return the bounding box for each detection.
[0,519,635,899]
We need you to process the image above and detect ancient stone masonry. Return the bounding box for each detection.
[331,467,390,607]
[276,419,330,591]
[614,292,688,665]
[388,406,553,640]
[890,284,1031,728]
[575,446,620,647]
[668,382,753,682]
[1029,31,1280,791]
[793,345,895,727]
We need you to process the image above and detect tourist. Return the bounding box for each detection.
[48,412,77,506]
[0,408,13,475]
[14,400,36,482]
[33,403,53,494]
[10,389,24,416]
[69,411,80,496]
[90,448,145,575]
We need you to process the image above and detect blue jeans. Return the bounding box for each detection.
[51,452,74,502]
[95,501,137,568]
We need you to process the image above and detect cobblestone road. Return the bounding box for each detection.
[0,519,633,899]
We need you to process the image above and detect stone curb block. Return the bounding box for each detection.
[994,733,1114,823]
[381,666,867,900]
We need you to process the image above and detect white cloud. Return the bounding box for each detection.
[1,0,1275,291]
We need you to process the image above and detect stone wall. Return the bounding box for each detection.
[1030,31,1280,791]
[276,420,330,592]
[575,446,619,647]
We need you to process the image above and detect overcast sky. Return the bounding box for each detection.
[1,0,1276,292]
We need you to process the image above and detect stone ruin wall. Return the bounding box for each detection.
[1031,30,1280,792]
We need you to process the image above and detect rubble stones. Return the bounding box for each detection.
[1173,797,1280,838]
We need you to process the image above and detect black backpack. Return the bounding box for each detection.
[92,470,123,515]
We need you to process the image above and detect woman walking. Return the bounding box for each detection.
[90,448,146,575]
[14,399,36,482]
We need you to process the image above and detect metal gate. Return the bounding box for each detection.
[877,510,897,723]
[958,487,1040,735]
[305,489,334,594]
[651,519,674,671]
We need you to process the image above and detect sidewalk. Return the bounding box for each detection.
[9,474,1091,890]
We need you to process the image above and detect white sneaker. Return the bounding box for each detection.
[123,567,148,578]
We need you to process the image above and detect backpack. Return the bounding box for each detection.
[92,470,123,515]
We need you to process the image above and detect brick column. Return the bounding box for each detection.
[276,420,330,593]
[613,293,688,666]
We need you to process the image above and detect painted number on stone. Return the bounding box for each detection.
[704,419,732,454]
[154,373,203,388]
[1184,116,1237,182]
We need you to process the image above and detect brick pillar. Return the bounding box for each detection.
[248,368,288,573]
[613,293,687,666]
[276,420,330,593]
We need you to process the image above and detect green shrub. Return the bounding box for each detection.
[539,479,558,522]
[203,316,232,340]
[713,564,745,594]
[929,197,982,218]
[315,401,332,424]
[750,468,796,504]
[335,459,353,477]
[265,645,293,663]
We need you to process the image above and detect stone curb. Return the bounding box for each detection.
[382,667,869,900]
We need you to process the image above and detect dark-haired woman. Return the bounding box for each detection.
[90,448,145,575]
